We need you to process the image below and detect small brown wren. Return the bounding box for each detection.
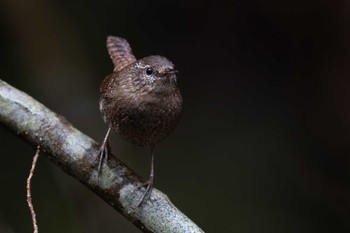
[98,36,182,206]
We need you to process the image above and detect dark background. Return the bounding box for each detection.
[1,0,350,232]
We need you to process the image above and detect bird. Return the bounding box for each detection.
[98,36,183,206]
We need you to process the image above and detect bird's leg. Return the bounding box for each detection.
[98,127,111,177]
[137,144,155,207]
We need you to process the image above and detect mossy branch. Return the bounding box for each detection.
[0,79,204,233]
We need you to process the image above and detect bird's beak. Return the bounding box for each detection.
[165,68,178,75]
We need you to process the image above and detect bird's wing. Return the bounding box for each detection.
[106,36,137,72]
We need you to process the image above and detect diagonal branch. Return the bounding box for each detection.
[0,79,204,233]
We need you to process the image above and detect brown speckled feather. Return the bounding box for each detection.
[106,36,137,72]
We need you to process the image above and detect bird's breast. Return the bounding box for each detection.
[116,96,182,146]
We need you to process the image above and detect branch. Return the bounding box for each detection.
[0,79,204,233]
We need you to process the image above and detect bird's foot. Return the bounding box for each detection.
[97,128,111,178]
[136,178,154,207]
[97,140,109,178]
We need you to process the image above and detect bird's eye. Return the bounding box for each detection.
[146,67,154,76]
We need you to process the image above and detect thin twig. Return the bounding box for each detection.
[27,145,40,233]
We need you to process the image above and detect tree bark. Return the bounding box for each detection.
[0,79,204,233]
